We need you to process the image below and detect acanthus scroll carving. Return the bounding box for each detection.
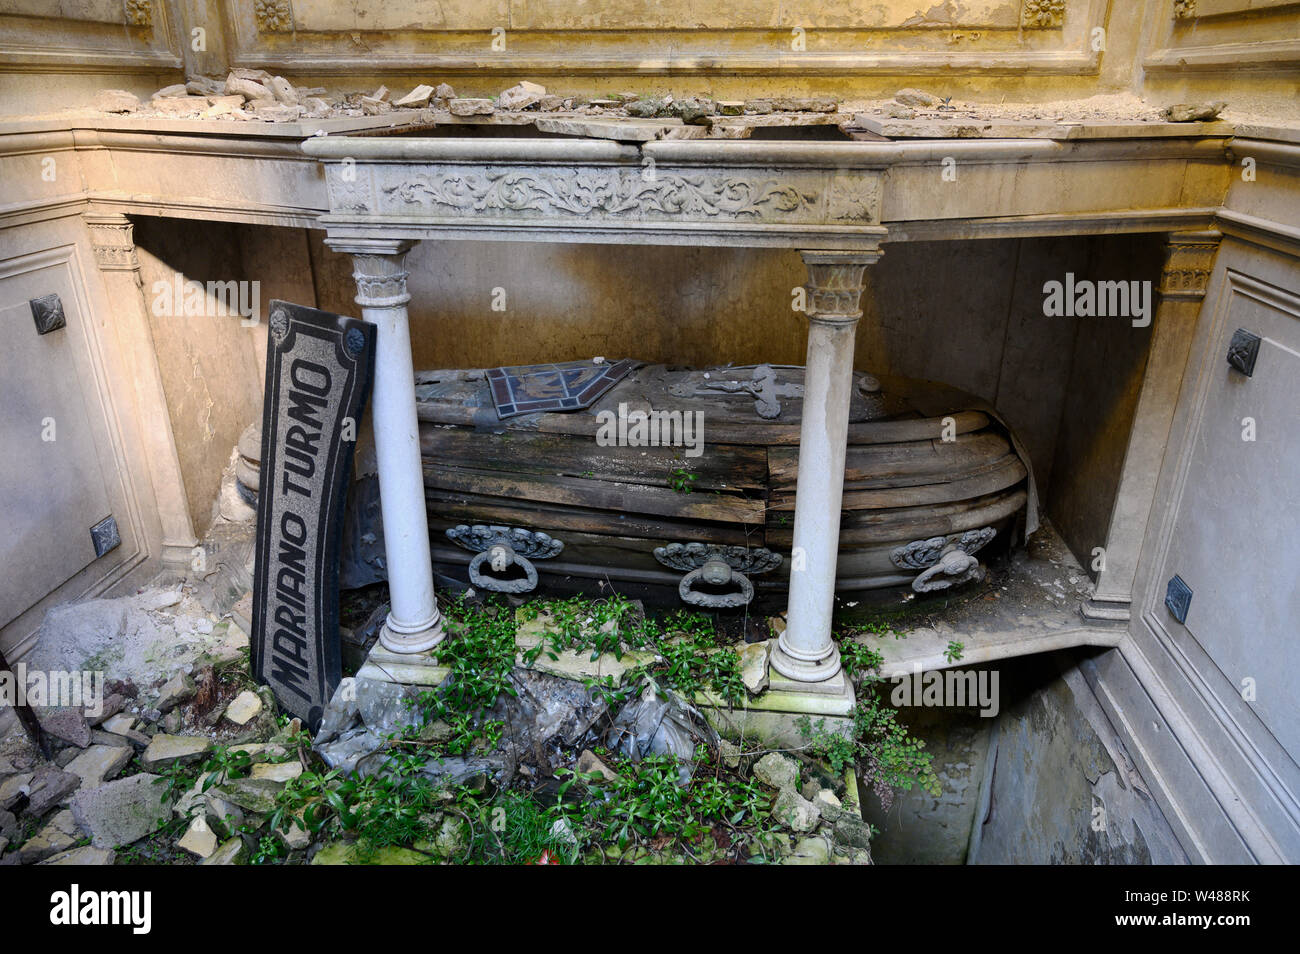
[380,168,819,221]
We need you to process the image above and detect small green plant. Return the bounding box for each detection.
[554,750,769,851]
[668,467,697,494]
[944,640,965,663]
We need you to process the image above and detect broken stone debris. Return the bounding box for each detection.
[1163,101,1227,122]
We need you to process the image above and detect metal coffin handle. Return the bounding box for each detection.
[446,525,563,594]
[654,543,781,609]
[890,527,996,594]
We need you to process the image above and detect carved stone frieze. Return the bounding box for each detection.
[327,163,882,228]
[1173,0,1197,19]
[378,167,818,221]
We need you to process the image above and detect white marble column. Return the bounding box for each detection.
[1082,230,1221,622]
[84,212,198,573]
[332,239,444,653]
[772,249,882,685]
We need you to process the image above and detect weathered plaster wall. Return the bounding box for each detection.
[131,218,316,537]
[857,651,1188,865]
[971,651,1188,864]
[1047,234,1164,573]
[861,691,995,864]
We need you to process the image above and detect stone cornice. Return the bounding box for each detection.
[0,119,1297,251]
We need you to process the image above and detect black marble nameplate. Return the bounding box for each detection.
[252,300,375,730]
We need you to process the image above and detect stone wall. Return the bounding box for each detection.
[2,1,1296,116]
[863,651,1189,865]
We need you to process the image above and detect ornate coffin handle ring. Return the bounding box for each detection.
[890,527,997,594]
[446,525,563,595]
[654,543,782,609]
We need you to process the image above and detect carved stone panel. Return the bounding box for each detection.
[325,161,883,235]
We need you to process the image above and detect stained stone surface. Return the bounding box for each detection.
[141,734,212,769]
[41,846,115,865]
[71,773,173,849]
[64,744,132,789]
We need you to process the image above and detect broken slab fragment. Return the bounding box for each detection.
[754,752,800,791]
[64,744,132,789]
[200,836,246,865]
[71,773,173,849]
[1163,101,1227,122]
[41,845,115,865]
[14,809,80,864]
[25,765,81,817]
[36,707,90,748]
[223,689,263,726]
[449,97,494,116]
[141,734,211,769]
[498,80,546,110]
[394,84,434,108]
[738,641,771,695]
[224,74,274,102]
[895,87,939,107]
[265,75,299,104]
[154,672,195,713]
[178,817,218,858]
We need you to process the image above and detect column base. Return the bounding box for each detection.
[379,607,446,655]
[1079,597,1132,623]
[770,634,843,687]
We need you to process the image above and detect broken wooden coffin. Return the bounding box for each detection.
[406,361,1033,609]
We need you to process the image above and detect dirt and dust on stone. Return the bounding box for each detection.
[24,73,1294,141]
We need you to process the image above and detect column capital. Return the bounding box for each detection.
[84,212,138,271]
[798,248,882,326]
[334,240,418,309]
[1160,229,1221,301]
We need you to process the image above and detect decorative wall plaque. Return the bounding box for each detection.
[1165,574,1193,624]
[1227,328,1261,377]
[30,294,66,335]
[252,300,375,729]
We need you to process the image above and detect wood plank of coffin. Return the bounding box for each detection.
[428,532,684,586]
[768,431,1013,489]
[422,465,767,525]
[414,399,989,448]
[418,425,767,491]
[425,489,758,546]
[768,456,1026,513]
[765,488,1028,548]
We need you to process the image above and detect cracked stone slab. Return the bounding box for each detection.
[71,773,173,849]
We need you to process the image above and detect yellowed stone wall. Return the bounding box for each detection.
[2,0,1295,113]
